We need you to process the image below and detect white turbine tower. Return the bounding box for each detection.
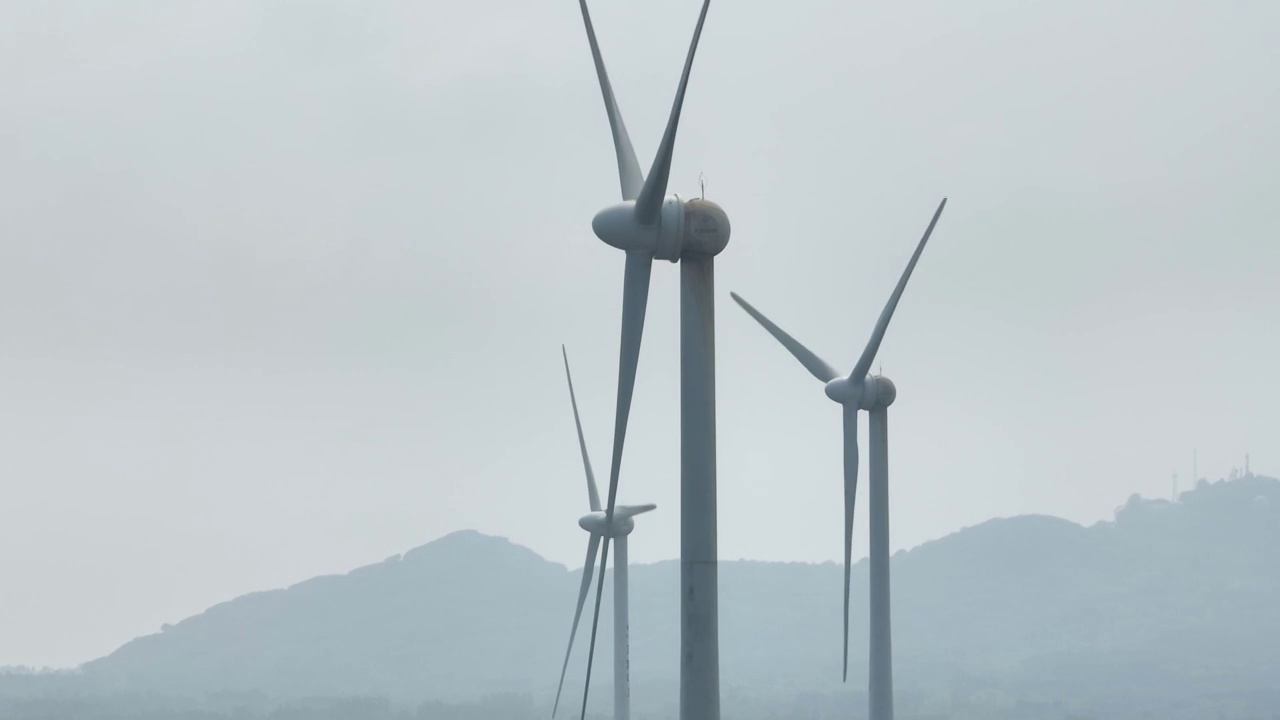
[553,347,655,720]
[729,199,947,720]
[570,2,731,720]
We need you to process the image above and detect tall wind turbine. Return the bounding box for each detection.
[570,2,731,720]
[729,199,947,720]
[553,347,656,720]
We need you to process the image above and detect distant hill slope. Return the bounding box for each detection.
[74,476,1280,717]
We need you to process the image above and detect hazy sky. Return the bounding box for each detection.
[2,0,1277,669]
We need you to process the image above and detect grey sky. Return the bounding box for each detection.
[2,0,1277,669]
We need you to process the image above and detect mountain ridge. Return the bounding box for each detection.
[25,475,1280,718]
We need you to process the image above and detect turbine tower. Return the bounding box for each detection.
[570,2,731,720]
[730,199,947,720]
[553,347,656,720]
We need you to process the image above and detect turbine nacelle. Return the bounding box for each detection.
[822,374,895,409]
[867,375,896,410]
[578,503,657,537]
[592,195,731,262]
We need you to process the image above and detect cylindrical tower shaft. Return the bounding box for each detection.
[614,534,630,720]
[679,253,720,720]
[868,406,894,720]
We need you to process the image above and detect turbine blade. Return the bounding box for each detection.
[850,198,947,381]
[729,292,839,383]
[842,404,860,683]
[563,345,602,512]
[579,534,611,720]
[601,253,653,528]
[615,503,657,519]
[578,0,645,200]
[552,534,601,718]
[579,251,651,720]
[633,0,712,224]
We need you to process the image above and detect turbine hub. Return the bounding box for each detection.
[591,195,730,262]
[578,510,637,537]
[863,375,897,410]
[823,376,863,405]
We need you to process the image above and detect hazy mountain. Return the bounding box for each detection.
[12,475,1280,719]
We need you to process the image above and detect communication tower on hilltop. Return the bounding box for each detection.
[1172,473,1179,502]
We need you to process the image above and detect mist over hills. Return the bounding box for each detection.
[5,475,1279,719]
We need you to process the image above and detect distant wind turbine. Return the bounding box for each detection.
[729,199,947,720]
[553,347,655,720]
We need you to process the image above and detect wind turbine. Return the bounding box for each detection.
[729,199,947,720]
[571,2,731,720]
[553,347,656,720]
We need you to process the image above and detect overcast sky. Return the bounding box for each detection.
[2,0,1277,669]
